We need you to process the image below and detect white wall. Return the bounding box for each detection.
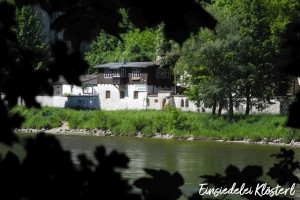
[62,85,98,96]
[36,95,100,109]
[34,84,283,114]
[173,98,282,114]
[36,96,67,108]
[147,96,160,110]
[235,99,281,114]
[173,96,199,112]
[98,84,148,110]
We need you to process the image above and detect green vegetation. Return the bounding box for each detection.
[11,2,50,69]
[85,9,159,73]
[13,106,300,143]
[171,0,300,117]
[84,1,300,118]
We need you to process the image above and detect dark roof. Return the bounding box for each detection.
[54,75,98,85]
[79,75,98,84]
[94,61,159,69]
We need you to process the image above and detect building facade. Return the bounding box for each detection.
[32,59,295,114]
[36,75,99,109]
[95,60,180,110]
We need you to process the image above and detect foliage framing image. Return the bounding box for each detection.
[1,0,300,200]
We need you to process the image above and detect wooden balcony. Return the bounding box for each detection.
[112,77,127,84]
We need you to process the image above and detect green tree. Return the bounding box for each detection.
[13,5,49,69]
[85,9,158,71]
[221,0,297,115]
[175,0,297,116]
[85,32,119,73]
[175,5,244,117]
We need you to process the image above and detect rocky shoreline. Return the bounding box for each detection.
[14,123,300,147]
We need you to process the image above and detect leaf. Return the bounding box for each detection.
[124,0,217,45]
[134,169,184,200]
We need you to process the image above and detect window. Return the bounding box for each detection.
[120,91,125,99]
[181,99,184,107]
[112,69,120,77]
[104,68,112,78]
[146,98,150,106]
[106,91,110,99]
[54,85,62,96]
[132,68,141,79]
[83,85,93,95]
[154,99,158,103]
[121,68,126,77]
[185,99,189,107]
[134,91,138,99]
[156,68,171,79]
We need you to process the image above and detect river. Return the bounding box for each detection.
[1,134,300,199]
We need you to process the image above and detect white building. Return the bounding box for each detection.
[36,75,99,109]
[94,60,187,110]
[34,60,292,114]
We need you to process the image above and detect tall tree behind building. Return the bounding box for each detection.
[13,4,49,69]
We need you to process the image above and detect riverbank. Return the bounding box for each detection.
[14,122,300,147]
[12,106,300,144]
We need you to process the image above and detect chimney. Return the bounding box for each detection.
[122,58,126,64]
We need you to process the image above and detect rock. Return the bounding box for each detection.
[293,142,300,146]
[291,140,295,146]
[136,132,142,138]
[187,136,194,141]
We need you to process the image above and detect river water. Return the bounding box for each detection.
[2,134,300,199]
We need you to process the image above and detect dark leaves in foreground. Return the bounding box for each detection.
[134,169,184,200]
[286,93,300,128]
[0,135,298,200]
[16,0,217,47]
[0,133,139,200]
[198,148,296,200]
[124,0,217,45]
[267,148,300,187]
[0,101,21,145]
[201,165,264,200]
[280,21,300,128]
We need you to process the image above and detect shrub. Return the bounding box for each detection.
[142,126,155,136]
[112,122,136,136]
[165,106,188,132]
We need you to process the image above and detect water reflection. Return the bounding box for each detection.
[1,134,300,199]
[53,135,300,196]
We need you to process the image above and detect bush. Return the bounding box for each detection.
[165,106,188,132]
[12,106,300,142]
[142,126,156,136]
[112,122,136,136]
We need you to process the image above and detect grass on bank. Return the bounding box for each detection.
[12,106,300,143]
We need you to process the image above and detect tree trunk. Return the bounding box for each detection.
[245,86,251,116]
[218,102,222,115]
[228,92,234,117]
[212,100,217,115]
